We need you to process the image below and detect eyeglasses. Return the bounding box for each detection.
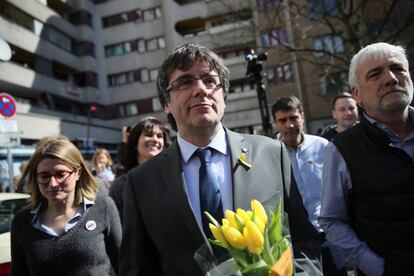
[166,74,222,93]
[36,170,75,185]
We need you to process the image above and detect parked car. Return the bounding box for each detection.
[0,193,30,276]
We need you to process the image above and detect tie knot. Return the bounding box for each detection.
[197,148,212,164]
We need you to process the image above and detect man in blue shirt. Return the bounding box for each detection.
[272,95,346,275]
[319,42,414,276]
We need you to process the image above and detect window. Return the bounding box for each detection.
[143,9,154,21]
[143,7,162,21]
[135,37,166,53]
[320,71,349,96]
[109,73,126,86]
[141,69,149,83]
[41,25,72,52]
[218,48,249,59]
[158,37,166,49]
[131,9,142,22]
[124,42,131,53]
[108,67,158,87]
[117,105,125,117]
[145,37,166,52]
[125,103,138,115]
[262,28,287,48]
[107,36,165,57]
[74,71,98,88]
[266,63,293,84]
[105,41,132,57]
[67,10,93,28]
[307,0,337,19]
[102,6,161,28]
[117,99,156,117]
[229,80,254,94]
[155,7,162,18]
[1,1,36,32]
[146,38,158,51]
[108,71,136,86]
[73,41,95,57]
[149,68,158,81]
[102,12,129,28]
[313,35,344,56]
[137,39,146,53]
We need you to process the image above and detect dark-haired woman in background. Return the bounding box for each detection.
[109,116,170,221]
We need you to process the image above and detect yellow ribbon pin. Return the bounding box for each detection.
[238,148,252,169]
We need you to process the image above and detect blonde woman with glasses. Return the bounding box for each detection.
[11,137,121,276]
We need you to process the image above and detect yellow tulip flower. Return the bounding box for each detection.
[225,210,238,228]
[209,223,228,248]
[251,199,268,224]
[253,216,266,233]
[222,224,246,250]
[244,220,264,254]
[237,208,251,224]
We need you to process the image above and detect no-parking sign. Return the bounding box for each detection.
[0,93,16,117]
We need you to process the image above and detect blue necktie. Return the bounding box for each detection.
[197,148,223,237]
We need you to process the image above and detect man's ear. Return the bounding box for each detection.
[164,102,171,114]
[272,114,279,130]
[352,87,362,105]
[332,110,337,120]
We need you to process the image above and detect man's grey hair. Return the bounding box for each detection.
[348,42,409,89]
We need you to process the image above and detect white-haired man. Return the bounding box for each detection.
[319,42,414,275]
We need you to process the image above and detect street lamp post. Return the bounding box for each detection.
[86,105,96,159]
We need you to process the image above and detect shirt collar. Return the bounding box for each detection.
[282,133,306,151]
[177,123,227,163]
[30,196,95,223]
[364,107,414,138]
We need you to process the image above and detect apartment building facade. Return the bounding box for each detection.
[0,0,268,149]
[0,0,412,148]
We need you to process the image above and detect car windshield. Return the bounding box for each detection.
[0,198,28,234]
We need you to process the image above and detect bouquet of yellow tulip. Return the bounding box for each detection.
[204,199,293,276]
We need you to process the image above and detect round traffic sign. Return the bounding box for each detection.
[0,93,17,117]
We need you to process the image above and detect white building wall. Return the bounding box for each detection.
[0,0,267,146]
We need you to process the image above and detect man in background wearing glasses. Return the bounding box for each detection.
[120,43,291,276]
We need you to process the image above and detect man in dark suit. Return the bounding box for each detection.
[120,43,291,276]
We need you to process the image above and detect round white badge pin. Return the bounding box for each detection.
[85,220,97,231]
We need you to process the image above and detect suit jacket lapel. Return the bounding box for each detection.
[159,142,207,246]
[227,129,279,211]
[226,129,254,210]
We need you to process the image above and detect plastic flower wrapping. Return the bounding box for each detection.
[199,197,294,276]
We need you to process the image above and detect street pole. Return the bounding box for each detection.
[6,146,14,192]
[86,112,91,159]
